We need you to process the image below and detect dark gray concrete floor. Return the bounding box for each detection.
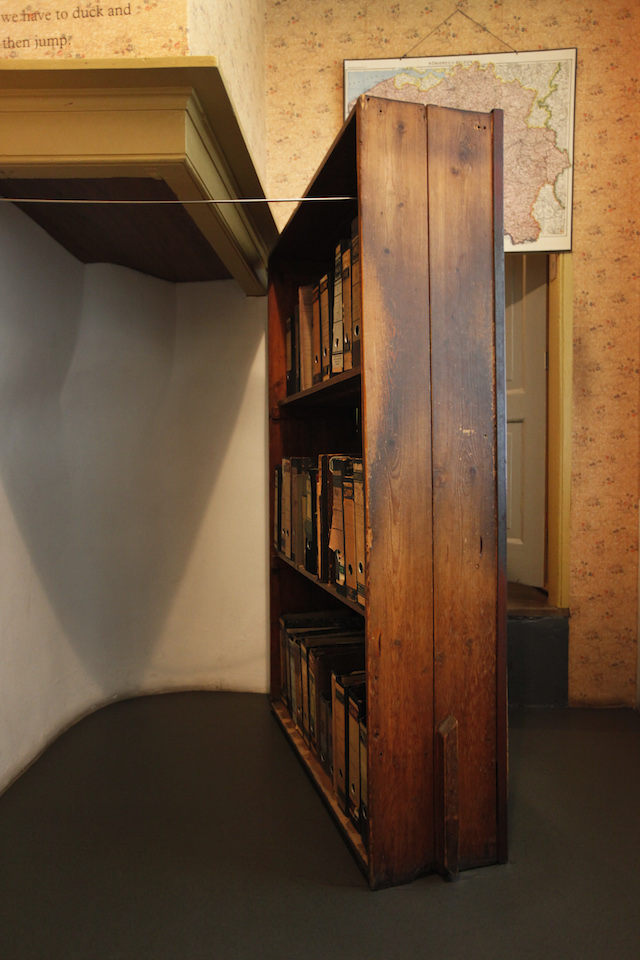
[1,692,639,960]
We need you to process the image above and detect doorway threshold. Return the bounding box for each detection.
[507,582,569,619]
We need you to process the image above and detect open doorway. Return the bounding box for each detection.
[505,253,548,588]
[505,253,571,705]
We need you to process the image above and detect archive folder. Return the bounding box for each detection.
[303,465,318,576]
[273,464,282,553]
[316,454,333,582]
[298,285,314,392]
[285,314,295,395]
[341,243,353,371]
[359,719,368,840]
[319,273,332,380]
[350,217,362,368]
[290,457,315,567]
[312,283,322,385]
[331,241,348,375]
[332,670,366,813]
[343,463,357,602]
[347,684,367,826]
[281,458,292,559]
[289,457,304,566]
[319,691,332,776]
[353,458,366,606]
[328,456,349,595]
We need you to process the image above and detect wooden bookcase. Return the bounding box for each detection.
[268,96,507,890]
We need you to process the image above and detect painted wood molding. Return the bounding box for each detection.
[0,58,277,295]
[547,252,573,609]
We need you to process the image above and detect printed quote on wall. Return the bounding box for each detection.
[0,2,187,58]
[3,4,131,52]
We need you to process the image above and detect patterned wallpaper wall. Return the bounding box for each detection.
[188,0,267,183]
[266,0,640,706]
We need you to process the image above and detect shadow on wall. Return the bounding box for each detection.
[0,203,265,690]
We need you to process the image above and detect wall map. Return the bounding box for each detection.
[345,50,577,252]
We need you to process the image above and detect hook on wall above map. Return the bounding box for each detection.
[344,48,577,253]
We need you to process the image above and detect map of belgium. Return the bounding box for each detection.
[345,51,576,252]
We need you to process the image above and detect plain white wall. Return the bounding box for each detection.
[0,204,269,792]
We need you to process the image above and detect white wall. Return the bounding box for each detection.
[0,204,269,792]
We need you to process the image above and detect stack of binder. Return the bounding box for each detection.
[284,218,361,396]
[278,610,369,838]
[276,454,366,606]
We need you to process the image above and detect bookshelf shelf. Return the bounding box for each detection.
[278,368,361,410]
[274,552,365,617]
[271,701,368,871]
[268,96,507,890]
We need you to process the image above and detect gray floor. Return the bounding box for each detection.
[1,692,639,960]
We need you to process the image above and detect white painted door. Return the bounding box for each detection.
[505,254,548,587]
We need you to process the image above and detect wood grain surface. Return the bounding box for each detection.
[359,96,434,887]
[427,105,499,868]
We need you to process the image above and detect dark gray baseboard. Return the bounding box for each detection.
[507,617,569,706]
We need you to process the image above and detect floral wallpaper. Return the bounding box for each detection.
[266,0,640,706]
[188,0,267,184]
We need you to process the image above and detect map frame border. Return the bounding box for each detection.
[344,49,577,253]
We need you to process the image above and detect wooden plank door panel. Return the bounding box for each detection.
[359,96,434,888]
[427,105,500,868]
